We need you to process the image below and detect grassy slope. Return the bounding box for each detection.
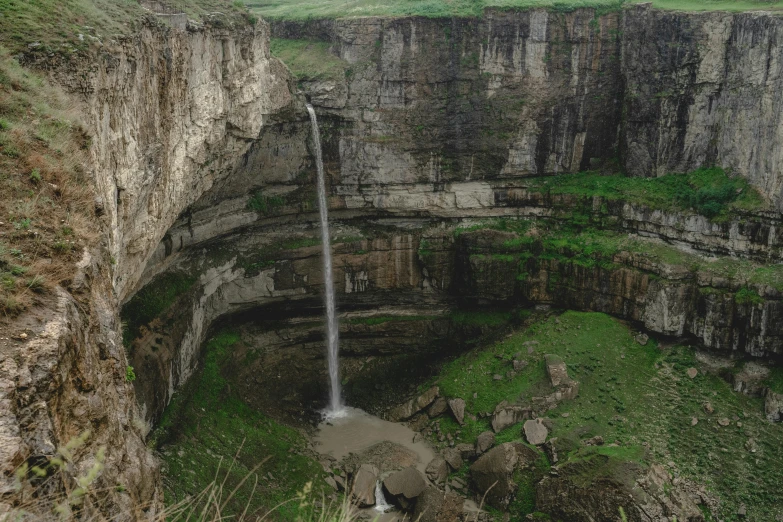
[247,0,783,19]
[429,312,783,521]
[0,49,94,316]
[154,330,331,521]
[0,0,254,52]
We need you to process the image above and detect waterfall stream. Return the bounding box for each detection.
[307,104,344,416]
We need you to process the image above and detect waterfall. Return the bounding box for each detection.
[374,481,392,513]
[307,104,344,416]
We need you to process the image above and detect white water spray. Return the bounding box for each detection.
[307,104,344,417]
[374,481,392,513]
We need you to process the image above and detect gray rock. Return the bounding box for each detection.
[442,447,463,470]
[491,405,531,432]
[475,431,496,455]
[512,359,528,371]
[635,333,649,346]
[448,398,465,426]
[325,476,338,491]
[765,389,783,422]
[425,457,449,484]
[428,397,448,417]
[544,354,569,387]
[455,443,476,460]
[383,466,426,510]
[350,464,378,507]
[469,442,541,509]
[523,419,548,445]
[412,486,464,522]
[389,386,440,421]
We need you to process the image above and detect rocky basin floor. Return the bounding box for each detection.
[155,309,783,522]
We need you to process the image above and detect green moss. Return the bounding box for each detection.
[450,310,512,329]
[528,168,765,220]
[346,315,432,326]
[155,329,330,521]
[764,366,783,395]
[734,287,763,305]
[121,271,196,347]
[248,188,286,215]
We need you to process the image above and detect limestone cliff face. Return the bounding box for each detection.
[274,9,623,212]
[76,19,295,302]
[1,17,295,517]
[622,5,783,209]
[272,7,783,211]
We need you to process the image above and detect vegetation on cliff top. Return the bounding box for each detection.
[0,49,94,316]
[247,0,783,19]
[429,311,783,520]
[0,0,255,53]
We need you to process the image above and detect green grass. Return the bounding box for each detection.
[155,330,331,521]
[248,0,783,19]
[120,271,196,347]
[450,310,513,328]
[0,0,253,53]
[248,188,287,214]
[270,38,348,81]
[528,168,766,220]
[460,219,783,292]
[765,366,783,395]
[346,315,431,326]
[429,312,783,521]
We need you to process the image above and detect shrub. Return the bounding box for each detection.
[735,287,763,305]
[125,366,136,382]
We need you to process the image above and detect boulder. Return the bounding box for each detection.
[383,466,427,510]
[428,397,449,417]
[469,442,541,509]
[536,458,702,522]
[523,419,548,445]
[425,457,449,484]
[544,354,569,386]
[731,361,770,396]
[448,398,465,425]
[491,405,531,432]
[341,441,418,474]
[412,486,464,522]
[635,333,649,346]
[765,389,783,422]
[350,464,378,507]
[455,443,476,460]
[442,447,463,470]
[389,386,440,421]
[475,431,496,455]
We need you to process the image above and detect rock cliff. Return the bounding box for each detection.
[1,15,295,517]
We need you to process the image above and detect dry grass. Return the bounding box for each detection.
[1,433,359,522]
[0,48,95,318]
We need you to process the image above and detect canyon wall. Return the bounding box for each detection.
[124,6,783,425]
[1,16,296,517]
[622,5,783,211]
